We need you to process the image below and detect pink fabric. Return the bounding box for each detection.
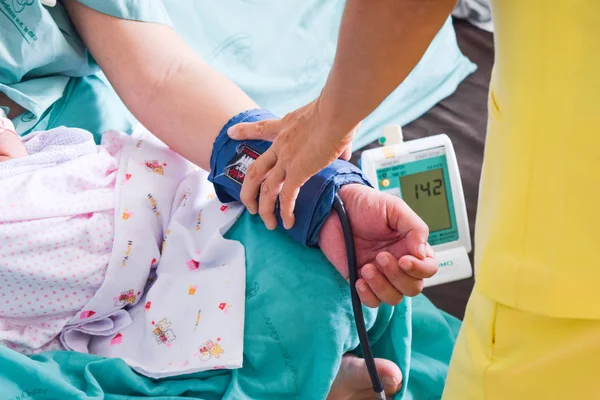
[0,117,16,136]
[0,129,122,353]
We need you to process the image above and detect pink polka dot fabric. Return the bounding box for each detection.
[0,127,120,354]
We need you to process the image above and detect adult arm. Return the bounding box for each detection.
[228,0,455,229]
[63,0,258,171]
[63,1,437,304]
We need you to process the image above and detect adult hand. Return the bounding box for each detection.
[227,99,360,230]
[318,184,438,307]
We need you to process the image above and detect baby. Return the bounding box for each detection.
[0,113,247,378]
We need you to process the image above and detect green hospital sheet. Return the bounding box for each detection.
[0,212,459,400]
[2,1,461,397]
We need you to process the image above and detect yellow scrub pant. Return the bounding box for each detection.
[442,0,600,397]
[442,287,600,400]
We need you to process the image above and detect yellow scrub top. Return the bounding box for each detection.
[475,0,600,319]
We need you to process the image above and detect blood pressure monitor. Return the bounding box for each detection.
[360,125,472,287]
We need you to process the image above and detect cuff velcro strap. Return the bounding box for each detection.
[208,109,372,246]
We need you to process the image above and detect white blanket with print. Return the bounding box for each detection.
[0,125,246,378]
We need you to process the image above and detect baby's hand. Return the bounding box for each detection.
[318,184,438,307]
[0,119,27,162]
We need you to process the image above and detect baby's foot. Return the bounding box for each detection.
[327,354,402,400]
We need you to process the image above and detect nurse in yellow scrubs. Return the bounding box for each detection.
[442,1,600,398]
[235,1,600,398]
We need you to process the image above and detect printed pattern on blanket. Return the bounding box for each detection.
[59,126,246,378]
[0,210,461,400]
[0,127,119,354]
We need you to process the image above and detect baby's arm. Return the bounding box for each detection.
[63,0,257,172]
[0,116,27,162]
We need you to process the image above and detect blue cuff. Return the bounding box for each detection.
[208,109,372,246]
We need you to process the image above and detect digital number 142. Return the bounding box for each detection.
[415,179,442,199]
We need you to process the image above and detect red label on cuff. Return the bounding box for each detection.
[224,144,261,185]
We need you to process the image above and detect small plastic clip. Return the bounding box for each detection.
[381,125,403,146]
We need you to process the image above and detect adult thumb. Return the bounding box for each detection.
[339,143,353,161]
[227,119,281,141]
[388,196,429,260]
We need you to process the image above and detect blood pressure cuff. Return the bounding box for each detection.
[208,109,372,247]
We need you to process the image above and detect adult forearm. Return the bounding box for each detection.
[63,0,256,170]
[319,0,454,135]
[122,50,257,171]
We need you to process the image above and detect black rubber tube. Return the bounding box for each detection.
[332,193,384,396]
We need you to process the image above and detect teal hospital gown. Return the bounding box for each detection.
[0,1,461,399]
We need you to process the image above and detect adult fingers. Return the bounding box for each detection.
[397,253,438,280]
[386,197,429,260]
[258,165,286,230]
[279,174,307,229]
[360,263,404,306]
[355,278,382,308]
[240,149,278,214]
[375,252,424,297]
[227,118,281,141]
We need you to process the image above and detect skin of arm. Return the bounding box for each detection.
[318,0,456,137]
[226,0,455,229]
[63,0,454,172]
[60,1,438,305]
[63,0,258,171]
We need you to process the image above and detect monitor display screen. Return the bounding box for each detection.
[399,168,451,232]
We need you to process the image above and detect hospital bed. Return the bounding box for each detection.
[0,0,493,396]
